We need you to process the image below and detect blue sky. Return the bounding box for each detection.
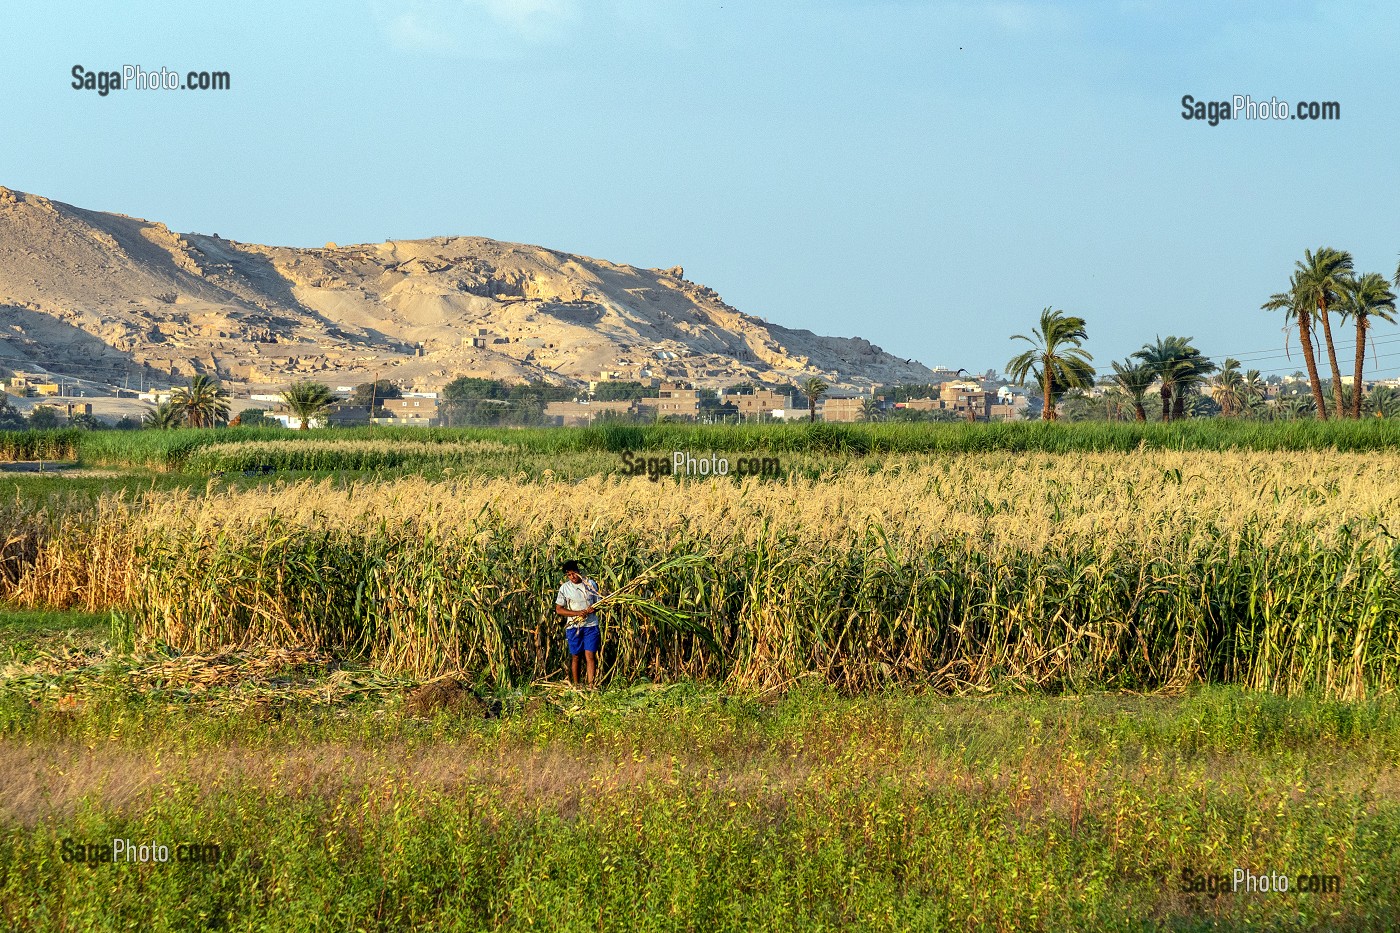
[3,1,1398,375]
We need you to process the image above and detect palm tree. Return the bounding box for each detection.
[859,398,884,422]
[171,374,230,428]
[1243,369,1266,399]
[1172,348,1216,420]
[1133,336,1213,422]
[1099,387,1136,422]
[1210,358,1247,416]
[1263,281,1326,419]
[799,377,829,423]
[1134,338,1178,421]
[1240,369,1267,418]
[281,381,335,430]
[1338,272,1398,419]
[143,401,182,429]
[1303,248,1354,418]
[1057,388,1096,422]
[1179,393,1219,419]
[1109,360,1153,422]
[1005,308,1096,422]
[1286,248,1355,417]
[1280,395,1316,420]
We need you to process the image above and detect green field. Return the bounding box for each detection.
[2,423,1399,929]
[1,608,1397,931]
[14,419,1400,473]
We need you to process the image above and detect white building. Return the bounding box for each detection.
[268,412,326,429]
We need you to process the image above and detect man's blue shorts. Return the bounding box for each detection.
[566,625,601,655]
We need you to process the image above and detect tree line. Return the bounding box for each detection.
[1006,247,1399,421]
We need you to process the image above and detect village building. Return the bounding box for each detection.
[819,396,866,423]
[374,396,439,427]
[723,388,794,421]
[645,382,701,420]
[543,399,649,427]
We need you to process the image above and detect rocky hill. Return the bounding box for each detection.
[0,186,936,391]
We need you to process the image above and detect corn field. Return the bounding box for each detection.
[5,450,1400,696]
[0,429,80,462]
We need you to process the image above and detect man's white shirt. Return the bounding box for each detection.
[556,578,600,630]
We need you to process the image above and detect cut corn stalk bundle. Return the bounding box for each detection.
[591,553,720,655]
[0,643,414,711]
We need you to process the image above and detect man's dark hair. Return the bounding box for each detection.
[561,559,584,574]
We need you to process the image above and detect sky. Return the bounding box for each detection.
[3,0,1399,377]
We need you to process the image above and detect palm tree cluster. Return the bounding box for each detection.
[1366,384,1400,418]
[1004,248,1400,425]
[1208,358,1267,417]
[1130,336,1217,422]
[143,375,230,429]
[1263,248,1398,420]
[1001,311,1227,423]
[1107,360,1153,422]
[140,377,340,431]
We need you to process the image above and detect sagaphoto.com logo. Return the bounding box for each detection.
[72,64,231,97]
[1181,94,1339,126]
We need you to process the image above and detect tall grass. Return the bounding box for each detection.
[74,426,290,469]
[55,419,1400,470]
[5,451,1400,697]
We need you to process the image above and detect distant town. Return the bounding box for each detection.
[2,361,1393,431]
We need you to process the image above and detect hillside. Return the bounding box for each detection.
[0,186,936,391]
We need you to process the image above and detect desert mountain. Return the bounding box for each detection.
[0,187,937,392]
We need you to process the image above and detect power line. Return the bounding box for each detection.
[1211,333,1400,366]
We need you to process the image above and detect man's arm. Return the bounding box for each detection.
[554,581,602,618]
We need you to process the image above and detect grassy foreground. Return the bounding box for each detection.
[0,609,1396,931]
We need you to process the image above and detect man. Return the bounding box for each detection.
[555,559,602,687]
